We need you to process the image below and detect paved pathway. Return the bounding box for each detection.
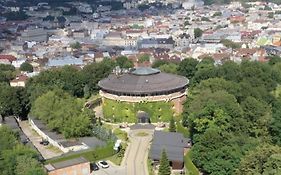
[123,129,153,175]
[19,121,63,159]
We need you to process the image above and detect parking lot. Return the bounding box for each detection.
[91,162,126,175]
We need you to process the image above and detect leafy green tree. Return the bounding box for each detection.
[152,60,169,68]
[138,54,150,63]
[201,17,211,21]
[270,97,281,145]
[15,155,46,175]
[191,128,257,175]
[213,11,222,17]
[31,89,93,138]
[0,64,16,83]
[81,59,115,93]
[268,56,281,66]
[236,144,281,175]
[263,154,281,175]
[158,149,171,175]
[216,61,242,82]
[241,96,271,138]
[0,83,21,121]
[194,28,203,38]
[3,9,29,21]
[70,42,81,50]
[221,39,241,49]
[159,63,178,74]
[116,56,133,69]
[177,58,199,79]
[169,117,176,132]
[0,126,19,152]
[27,65,85,99]
[20,62,33,72]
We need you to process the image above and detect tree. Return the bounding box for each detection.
[0,64,16,83]
[236,144,281,175]
[241,96,271,138]
[159,63,178,74]
[152,60,169,68]
[27,65,85,99]
[116,56,133,69]
[194,28,203,38]
[31,89,93,138]
[213,11,222,17]
[15,155,46,175]
[270,97,281,145]
[169,117,176,132]
[177,58,199,79]
[0,83,21,121]
[0,126,18,152]
[158,149,171,175]
[70,42,81,50]
[201,17,211,22]
[138,54,150,63]
[20,62,33,72]
[0,127,45,175]
[3,10,29,21]
[221,39,241,49]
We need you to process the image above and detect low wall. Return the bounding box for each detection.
[100,90,187,103]
[28,118,88,153]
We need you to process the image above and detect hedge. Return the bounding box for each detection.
[45,143,115,164]
[102,98,174,123]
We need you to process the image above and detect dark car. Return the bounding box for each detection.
[91,163,99,171]
[39,140,49,146]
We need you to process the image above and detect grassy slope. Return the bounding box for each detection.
[185,151,200,175]
[103,98,174,123]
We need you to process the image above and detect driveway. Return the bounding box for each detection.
[123,129,153,175]
[91,162,126,175]
[19,121,63,159]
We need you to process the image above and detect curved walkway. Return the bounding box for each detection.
[122,129,153,175]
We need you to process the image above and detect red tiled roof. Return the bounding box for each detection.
[0,55,16,62]
[10,74,28,83]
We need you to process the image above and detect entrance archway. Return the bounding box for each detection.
[137,111,150,124]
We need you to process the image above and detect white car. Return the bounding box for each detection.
[98,161,109,169]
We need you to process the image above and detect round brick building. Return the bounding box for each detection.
[98,67,188,114]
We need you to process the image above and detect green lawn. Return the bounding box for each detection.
[184,151,200,175]
[107,153,123,165]
[176,121,190,138]
[113,128,128,141]
[45,143,116,164]
[108,143,127,165]
[103,98,174,123]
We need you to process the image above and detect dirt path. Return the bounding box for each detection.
[19,121,63,159]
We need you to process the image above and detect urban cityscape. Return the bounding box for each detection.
[0,0,281,175]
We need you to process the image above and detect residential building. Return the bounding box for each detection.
[10,75,29,87]
[149,131,191,169]
[21,28,48,42]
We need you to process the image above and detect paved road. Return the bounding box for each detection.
[19,121,63,159]
[124,129,153,175]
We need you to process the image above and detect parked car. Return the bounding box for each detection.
[98,161,109,168]
[91,162,99,171]
[39,140,49,146]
